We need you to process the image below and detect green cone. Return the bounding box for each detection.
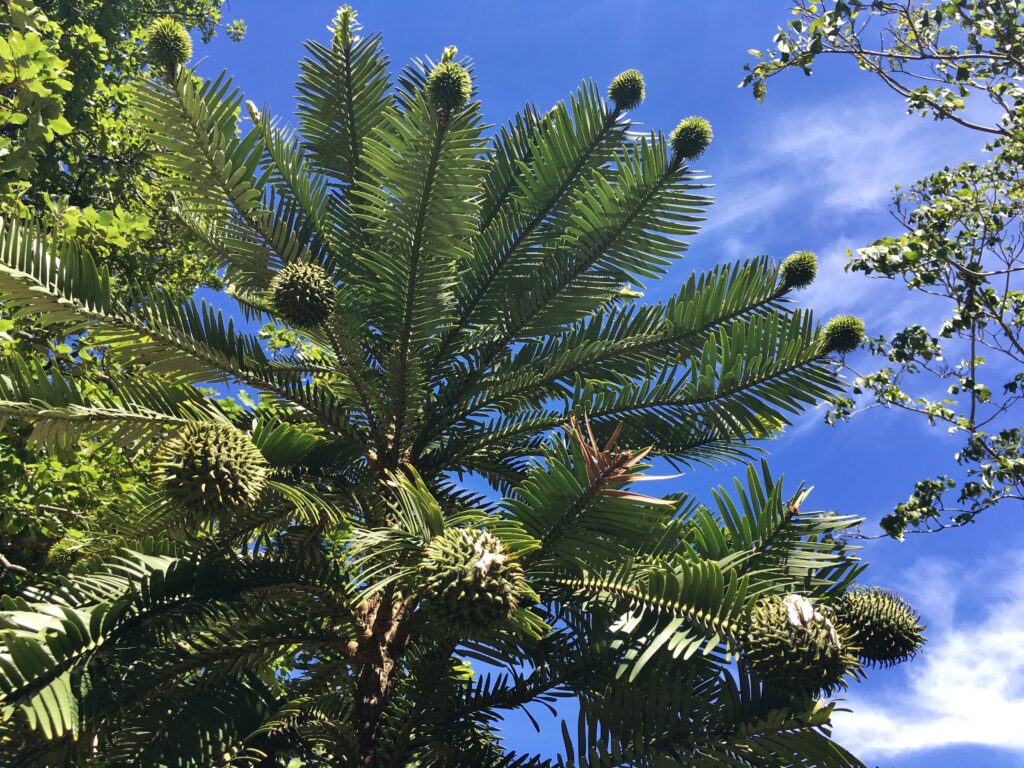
[45,531,86,568]
[269,262,336,328]
[146,17,192,81]
[608,69,646,111]
[427,57,472,112]
[779,251,818,290]
[419,528,524,632]
[833,587,925,667]
[746,594,858,697]
[155,423,268,513]
[821,315,865,355]
[670,116,712,161]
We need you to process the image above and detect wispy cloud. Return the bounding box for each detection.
[706,97,982,239]
[797,238,876,316]
[796,236,950,332]
[831,550,1024,760]
[765,103,955,212]
[700,96,975,336]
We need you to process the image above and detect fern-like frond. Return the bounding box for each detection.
[134,70,321,293]
[555,557,750,680]
[296,21,392,188]
[450,82,626,340]
[353,87,486,456]
[0,352,219,450]
[688,461,865,597]
[503,431,673,574]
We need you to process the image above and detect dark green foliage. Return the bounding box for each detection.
[0,0,244,586]
[419,527,525,631]
[146,17,193,81]
[670,115,713,160]
[835,587,926,667]
[0,8,922,766]
[608,69,646,111]
[155,422,268,512]
[821,314,865,355]
[779,250,818,290]
[746,594,858,697]
[269,261,336,328]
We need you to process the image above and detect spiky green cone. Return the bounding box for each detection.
[155,423,268,512]
[746,594,858,698]
[670,116,712,161]
[608,69,645,111]
[779,251,818,290]
[427,60,472,111]
[834,588,925,668]
[146,17,192,81]
[821,315,865,355]
[419,528,524,632]
[269,262,336,328]
[45,531,86,568]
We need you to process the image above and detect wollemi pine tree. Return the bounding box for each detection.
[0,8,923,767]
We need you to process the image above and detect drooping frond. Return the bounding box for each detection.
[0,549,360,761]
[0,352,215,450]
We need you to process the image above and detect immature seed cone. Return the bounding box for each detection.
[608,69,646,111]
[155,423,268,512]
[779,250,818,290]
[670,116,713,161]
[45,533,84,568]
[146,17,192,80]
[821,315,865,355]
[269,262,336,328]
[427,60,472,111]
[419,528,524,631]
[746,594,858,697]
[833,587,925,667]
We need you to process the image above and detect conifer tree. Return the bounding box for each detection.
[0,8,923,766]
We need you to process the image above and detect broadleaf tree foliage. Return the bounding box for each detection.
[745,1,1024,536]
[0,7,924,766]
[0,0,246,589]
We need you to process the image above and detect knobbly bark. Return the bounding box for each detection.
[353,588,411,767]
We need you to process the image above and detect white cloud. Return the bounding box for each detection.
[720,236,750,259]
[706,97,983,238]
[831,550,1024,760]
[797,239,875,316]
[703,178,794,233]
[766,103,955,212]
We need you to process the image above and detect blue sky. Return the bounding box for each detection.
[194,2,1023,765]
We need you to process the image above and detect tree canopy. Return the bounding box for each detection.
[0,7,925,766]
[0,0,243,584]
[746,0,1024,536]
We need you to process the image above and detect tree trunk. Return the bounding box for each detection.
[354,590,409,767]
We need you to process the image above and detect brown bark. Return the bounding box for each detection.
[353,589,411,767]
